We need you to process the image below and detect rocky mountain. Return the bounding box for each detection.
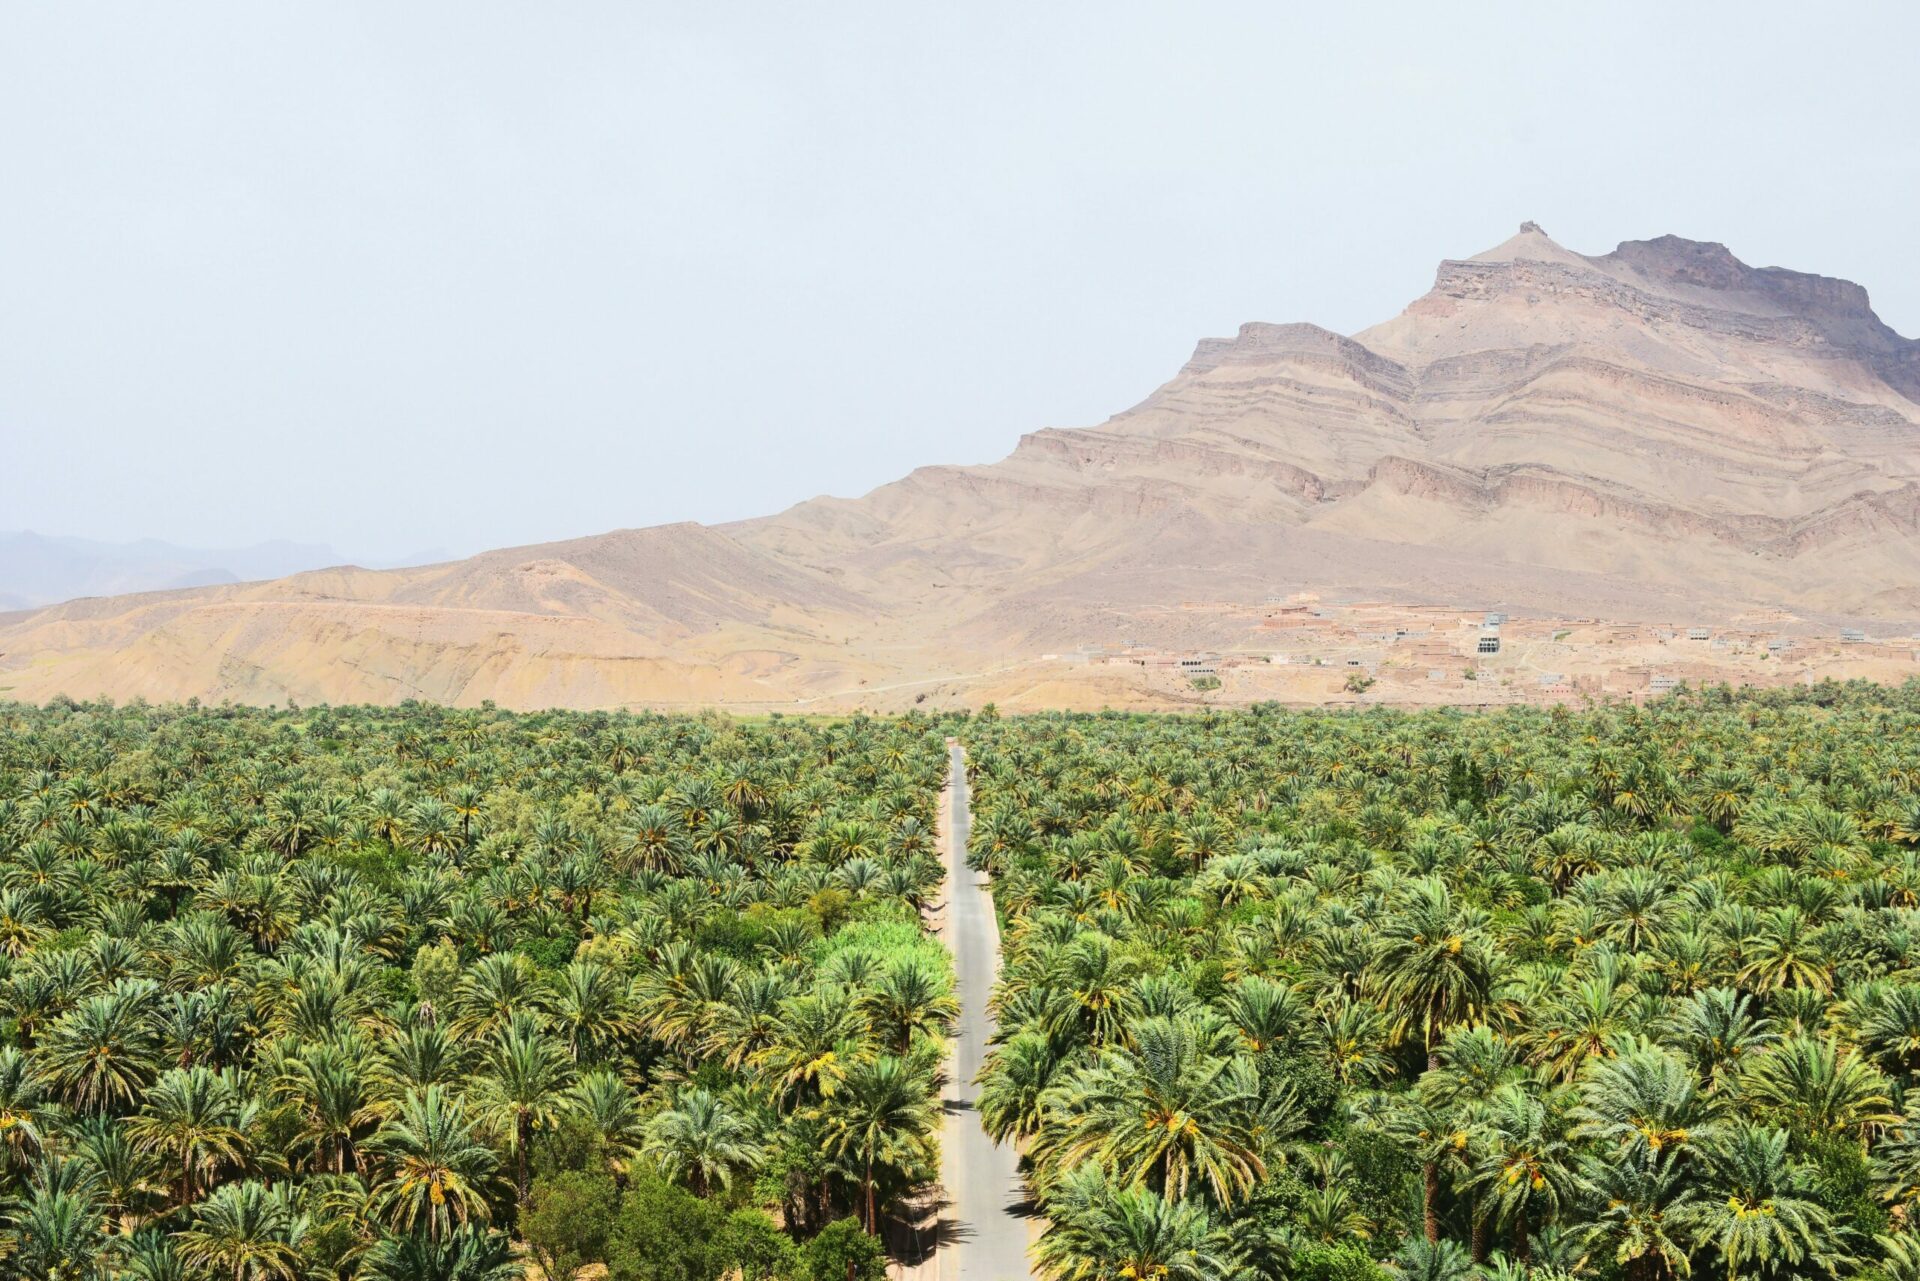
[5,224,1917,710]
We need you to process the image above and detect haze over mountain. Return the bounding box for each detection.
[5,225,1917,710]
[0,532,454,611]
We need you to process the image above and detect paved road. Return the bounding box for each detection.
[939,740,1033,1281]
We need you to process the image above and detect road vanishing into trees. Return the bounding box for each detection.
[938,740,1035,1281]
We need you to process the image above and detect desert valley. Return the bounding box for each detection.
[15,10,1920,1281]
[6,223,1918,711]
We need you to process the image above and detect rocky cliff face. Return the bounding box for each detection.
[739,224,1920,621]
[5,225,1917,707]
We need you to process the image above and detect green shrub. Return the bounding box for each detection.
[523,1171,619,1281]
[1296,1241,1385,1281]
[816,918,950,978]
[605,1171,728,1281]
[697,912,772,959]
[408,939,461,1014]
[796,1219,886,1281]
[513,932,579,970]
[722,1208,797,1281]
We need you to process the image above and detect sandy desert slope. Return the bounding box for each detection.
[5,224,1918,710]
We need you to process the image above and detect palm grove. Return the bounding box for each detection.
[0,700,955,1280]
[961,687,1920,1281]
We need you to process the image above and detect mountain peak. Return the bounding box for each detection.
[1599,233,1887,329]
[1606,233,1761,292]
[1465,221,1592,271]
[1359,226,1914,386]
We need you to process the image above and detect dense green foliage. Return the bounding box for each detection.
[25,683,1920,1281]
[0,700,953,1279]
[963,687,1920,1281]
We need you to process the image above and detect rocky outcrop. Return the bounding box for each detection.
[5,223,1918,709]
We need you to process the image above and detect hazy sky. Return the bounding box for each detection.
[3,3,1916,559]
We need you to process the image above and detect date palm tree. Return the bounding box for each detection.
[1853,982,1920,1074]
[69,1114,167,1234]
[1173,818,1229,876]
[1371,879,1500,1066]
[1576,1151,1698,1281]
[11,1158,111,1281]
[175,1179,307,1281]
[1738,1034,1898,1145]
[567,1069,647,1184]
[354,1224,523,1281]
[617,804,687,874]
[1663,986,1774,1092]
[546,959,636,1065]
[1390,1236,1475,1281]
[1053,935,1142,1049]
[272,1037,388,1175]
[1527,966,1641,1082]
[470,1018,575,1204]
[1572,1040,1723,1167]
[448,954,547,1042]
[858,956,959,1055]
[1038,1015,1273,1208]
[1462,1083,1580,1264]
[755,987,868,1109]
[639,948,740,1064]
[42,980,162,1113]
[1736,907,1831,993]
[1034,1165,1236,1281]
[0,1046,54,1176]
[1371,1092,1472,1244]
[124,1065,254,1206]
[116,1228,187,1281]
[1421,1024,1526,1108]
[644,1087,762,1197]
[822,1052,938,1233]
[365,1087,502,1241]
[375,1021,468,1096]
[704,971,795,1072]
[1675,1125,1833,1281]
[0,887,48,958]
[977,1029,1068,1144]
[1216,975,1306,1056]
[1313,993,1396,1088]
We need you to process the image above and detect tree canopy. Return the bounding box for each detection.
[0,699,954,1279]
[962,683,1920,1281]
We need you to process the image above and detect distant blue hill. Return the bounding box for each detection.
[0,531,450,610]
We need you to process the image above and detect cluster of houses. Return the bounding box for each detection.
[1053,597,1920,706]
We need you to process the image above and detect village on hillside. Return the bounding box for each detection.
[1035,595,1920,708]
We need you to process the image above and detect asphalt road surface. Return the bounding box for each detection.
[940,740,1034,1281]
